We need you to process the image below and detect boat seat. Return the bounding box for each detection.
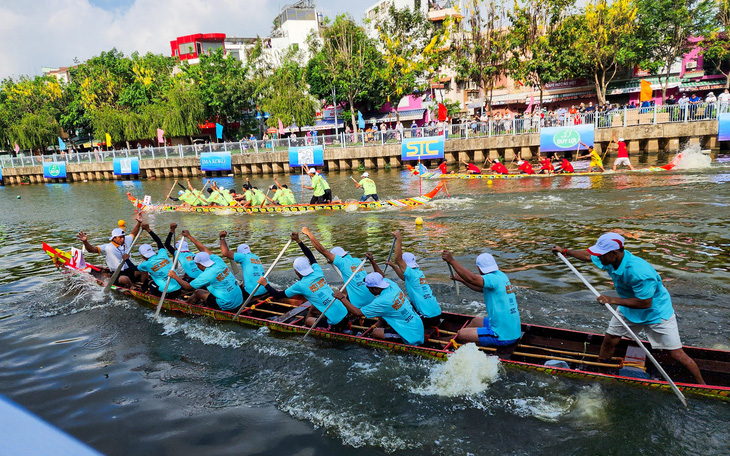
[496,331,526,360]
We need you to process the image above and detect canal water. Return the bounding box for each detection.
[1,152,729,455]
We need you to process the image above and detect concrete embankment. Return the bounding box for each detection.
[0,120,719,186]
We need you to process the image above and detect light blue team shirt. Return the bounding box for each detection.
[332,254,374,308]
[137,249,181,293]
[189,254,243,311]
[177,251,202,279]
[360,279,424,345]
[403,266,441,318]
[233,252,267,296]
[591,250,674,325]
[482,272,521,341]
[284,263,347,325]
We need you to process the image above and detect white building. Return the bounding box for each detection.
[364,0,428,39]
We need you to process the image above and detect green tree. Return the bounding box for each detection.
[451,0,511,113]
[1,75,63,151]
[635,0,716,100]
[261,50,318,130]
[375,5,451,122]
[306,15,386,133]
[699,1,730,88]
[573,0,639,105]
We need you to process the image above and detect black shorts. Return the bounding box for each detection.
[241,287,269,303]
[421,315,442,328]
[323,189,332,203]
[146,280,181,300]
[115,265,138,285]
[205,293,225,310]
[309,195,323,204]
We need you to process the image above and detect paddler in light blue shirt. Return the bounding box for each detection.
[442,251,521,347]
[300,227,374,308]
[552,232,704,384]
[218,231,267,300]
[163,224,201,280]
[335,272,424,346]
[137,243,181,299]
[257,232,349,331]
[382,230,442,326]
[167,230,243,312]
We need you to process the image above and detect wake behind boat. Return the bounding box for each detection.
[127,182,445,214]
[43,242,730,402]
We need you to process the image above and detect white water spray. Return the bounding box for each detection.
[671,144,713,170]
[415,343,501,397]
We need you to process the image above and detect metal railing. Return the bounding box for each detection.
[1,102,727,169]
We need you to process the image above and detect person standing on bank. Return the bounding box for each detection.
[551,233,704,384]
[441,250,521,347]
[354,172,379,202]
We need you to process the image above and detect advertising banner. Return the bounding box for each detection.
[113,157,140,175]
[288,145,324,167]
[540,124,594,153]
[718,113,730,141]
[200,152,232,171]
[401,135,445,161]
[43,161,67,179]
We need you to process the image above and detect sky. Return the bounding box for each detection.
[0,0,369,80]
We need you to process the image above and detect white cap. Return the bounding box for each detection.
[494,158,500,163]
[178,190,184,195]
[293,257,314,276]
[364,272,389,289]
[516,160,524,165]
[362,172,369,178]
[138,244,155,259]
[476,253,499,274]
[307,168,315,174]
[175,240,189,252]
[237,244,251,254]
[110,228,125,240]
[194,252,215,267]
[587,232,625,256]
[402,252,418,268]
[619,138,625,142]
[330,246,348,257]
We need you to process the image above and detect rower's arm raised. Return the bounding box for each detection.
[441,250,484,288]
[219,231,234,260]
[182,230,211,255]
[164,223,176,255]
[365,252,385,276]
[301,227,335,263]
[392,231,407,271]
[77,232,101,254]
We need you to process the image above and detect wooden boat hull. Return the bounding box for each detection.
[407,165,671,180]
[43,242,730,401]
[127,182,444,214]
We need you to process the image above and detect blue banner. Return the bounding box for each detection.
[43,161,67,179]
[58,137,66,151]
[215,123,223,139]
[113,157,140,175]
[540,124,594,153]
[401,135,445,161]
[200,152,231,171]
[0,165,3,182]
[718,113,730,141]
[288,145,324,167]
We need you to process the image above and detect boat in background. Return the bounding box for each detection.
[127,182,445,213]
[43,242,730,402]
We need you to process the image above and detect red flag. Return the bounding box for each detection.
[438,103,447,122]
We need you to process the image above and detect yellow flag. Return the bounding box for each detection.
[106,133,112,146]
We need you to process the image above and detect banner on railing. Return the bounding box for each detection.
[401,135,445,161]
[0,165,3,182]
[718,113,730,141]
[540,125,594,152]
[113,157,140,175]
[43,161,67,179]
[288,145,324,167]
[200,152,232,171]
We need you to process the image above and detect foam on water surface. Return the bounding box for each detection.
[414,343,501,397]
[673,146,713,170]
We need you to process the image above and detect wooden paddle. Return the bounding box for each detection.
[153,234,185,320]
[162,179,178,204]
[190,181,210,206]
[302,258,367,339]
[382,236,397,275]
[233,239,293,319]
[446,262,460,296]
[556,252,688,407]
[260,189,270,208]
[103,230,144,293]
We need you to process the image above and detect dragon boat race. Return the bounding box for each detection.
[2,0,730,455]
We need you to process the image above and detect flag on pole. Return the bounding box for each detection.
[525,94,535,113]
[58,137,66,150]
[438,103,447,121]
[425,107,431,124]
[215,123,223,139]
[278,118,285,135]
[157,128,165,144]
[418,162,428,175]
[14,142,20,153]
[639,79,653,102]
[357,111,365,129]
[105,133,112,147]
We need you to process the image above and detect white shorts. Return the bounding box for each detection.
[606,313,682,350]
[614,157,631,167]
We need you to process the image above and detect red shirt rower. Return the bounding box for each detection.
[539,157,554,173]
[439,161,448,174]
[517,160,535,175]
[558,158,574,173]
[490,160,509,175]
[465,162,482,174]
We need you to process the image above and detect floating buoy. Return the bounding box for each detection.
[487,180,493,185]
[415,217,424,225]
[118,220,126,228]
[16,195,21,199]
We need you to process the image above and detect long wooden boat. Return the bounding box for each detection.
[408,160,677,180]
[43,242,730,402]
[127,182,444,214]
